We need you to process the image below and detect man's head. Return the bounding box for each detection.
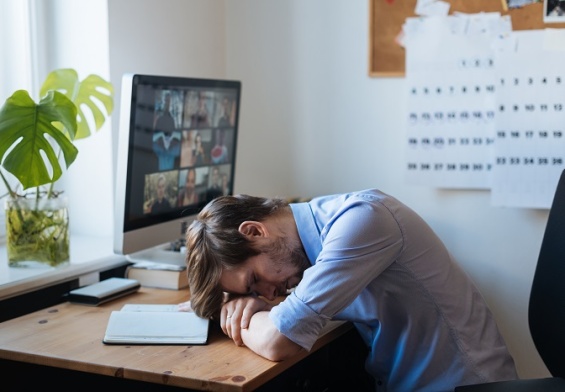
[185,194,310,319]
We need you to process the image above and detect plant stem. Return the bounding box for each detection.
[0,170,16,198]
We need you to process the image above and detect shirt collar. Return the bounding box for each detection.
[289,202,321,265]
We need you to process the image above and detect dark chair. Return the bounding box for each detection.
[455,169,565,391]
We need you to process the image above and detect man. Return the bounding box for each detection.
[183,189,518,391]
[190,91,210,128]
[154,92,175,133]
[153,92,180,171]
[217,96,233,127]
[149,174,173,214]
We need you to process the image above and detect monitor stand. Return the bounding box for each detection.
[126,242,186,267]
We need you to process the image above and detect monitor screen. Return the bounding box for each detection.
[114,73,241,265]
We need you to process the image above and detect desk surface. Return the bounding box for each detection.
[0,287,352,392]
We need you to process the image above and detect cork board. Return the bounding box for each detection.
[369,0,565,78]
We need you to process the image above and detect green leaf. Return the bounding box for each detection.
[40,68,114,139]
[0,90,78,190]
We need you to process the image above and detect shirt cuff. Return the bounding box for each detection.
[269,293,327,351]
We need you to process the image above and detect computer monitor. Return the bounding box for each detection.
[114,73,241,265]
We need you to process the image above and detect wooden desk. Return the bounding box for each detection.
[0,287,364,392]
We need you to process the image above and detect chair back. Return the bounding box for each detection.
[528,169,565,378]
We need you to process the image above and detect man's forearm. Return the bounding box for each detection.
[240,311,303,361]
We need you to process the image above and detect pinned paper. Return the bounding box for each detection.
[415,0,450,16]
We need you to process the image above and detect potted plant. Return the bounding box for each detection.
[0,68,114,268]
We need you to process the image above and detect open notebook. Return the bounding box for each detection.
[103,304,209,345]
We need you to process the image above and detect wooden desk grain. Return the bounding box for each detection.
[0,287,351,392]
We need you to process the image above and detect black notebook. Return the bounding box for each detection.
[67,277,141,306]
[102,304,210,345]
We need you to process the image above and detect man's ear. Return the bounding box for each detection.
[239,221,268,238]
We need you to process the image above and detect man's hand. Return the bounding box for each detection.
[221,296,303,361]
[221,296,272,346]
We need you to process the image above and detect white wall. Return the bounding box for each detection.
[108,0,551,379]
[32,0,114,240]
[107,0,227,171]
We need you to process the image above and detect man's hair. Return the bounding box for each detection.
[185,194,289,319]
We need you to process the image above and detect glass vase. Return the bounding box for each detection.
[5,197,70,268]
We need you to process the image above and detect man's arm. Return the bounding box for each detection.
[240,311,303,361]
[221,296,303,361]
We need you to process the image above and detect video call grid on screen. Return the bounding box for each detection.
[124,75,241,232]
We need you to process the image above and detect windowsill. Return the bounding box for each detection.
[0,235,130,301]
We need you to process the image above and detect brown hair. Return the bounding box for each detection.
[185,194,289,319]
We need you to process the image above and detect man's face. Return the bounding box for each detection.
[219,237,310,301]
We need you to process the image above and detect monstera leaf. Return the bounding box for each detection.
[0,69,113,196]
[40,68,114,140]
[0,90,78,190]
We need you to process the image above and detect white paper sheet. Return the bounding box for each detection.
[491,29,565,208]
[404,14,510,189]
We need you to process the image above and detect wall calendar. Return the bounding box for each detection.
[404,15,565,209]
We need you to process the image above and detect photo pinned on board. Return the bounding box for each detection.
[544,0,565,23]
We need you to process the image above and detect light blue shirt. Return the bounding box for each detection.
[269,189,517,392]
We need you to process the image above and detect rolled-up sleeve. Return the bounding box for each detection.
[270,292,328,350]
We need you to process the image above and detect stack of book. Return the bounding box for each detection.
[125,261,189,290]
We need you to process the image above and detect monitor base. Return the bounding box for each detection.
[126,243,186,267]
